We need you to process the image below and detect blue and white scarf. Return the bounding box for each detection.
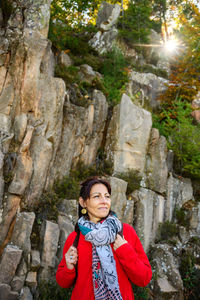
[78,215,123,300]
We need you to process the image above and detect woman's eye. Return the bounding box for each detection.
[94,195,99,198]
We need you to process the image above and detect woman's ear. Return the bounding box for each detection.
[79,197,86,208]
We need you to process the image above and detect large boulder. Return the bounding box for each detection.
[166,174,194,221]
[151,244,184,300]
[0,244,22,284]
[145,128,168,194]
[89,29,118,55]
[109,177,127,221]
[40,220,60,268]
[49,89,108,182]
[10,212,35,256]
[133,188,165,251]
[89,2,120,54]
[126,71,169,109]
[105,93,152,175]
[57,215,74,261]
[96,2,121,31]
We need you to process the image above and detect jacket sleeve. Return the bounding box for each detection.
[56,232,77,288]
[115,223,152,287]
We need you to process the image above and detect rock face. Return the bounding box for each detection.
[166,174,194,221]
[48,89,108,182]
[151,244,184,300]
[0,245,22,284]
[105,94,152,175]
[10,212,35,256]
[146,128,168,194]
[133,188,165,251]
[89,2,120,54]
[0,1,199,300]
[126,71,169,109]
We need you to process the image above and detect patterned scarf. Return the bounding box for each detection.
[78,215,123,300]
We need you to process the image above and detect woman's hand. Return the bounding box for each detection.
[113,234,128,251]
[65,246,78,270]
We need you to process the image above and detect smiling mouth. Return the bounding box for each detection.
[98,207,108,210]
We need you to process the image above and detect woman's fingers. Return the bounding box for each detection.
[65,246,78,269]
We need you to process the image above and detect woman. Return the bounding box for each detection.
[56,177,152,299]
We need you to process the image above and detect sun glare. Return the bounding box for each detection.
[164,38,179,53]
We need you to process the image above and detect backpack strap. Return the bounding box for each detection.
[118,223,123,237]
[73,224,80,248]
[72,223,80,283]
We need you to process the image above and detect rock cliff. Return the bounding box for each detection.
[0,1,199,299]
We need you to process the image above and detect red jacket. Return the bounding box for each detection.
[56,223,152,300]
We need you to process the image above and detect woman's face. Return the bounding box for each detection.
[79,183,111,223]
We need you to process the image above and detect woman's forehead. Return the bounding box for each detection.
[90,183,109,193]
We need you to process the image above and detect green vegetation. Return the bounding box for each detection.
[54,160,113,200]
[115,169,142,195]
[175,207,190,228]
[179,251,200,299]
[38,279,72,300]
[100,48,129,105]
[118,0,160,48]
[132,284,149,299]
[153,101,200,179]
[156,221,178,243]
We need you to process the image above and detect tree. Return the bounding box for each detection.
[159,1,200,103]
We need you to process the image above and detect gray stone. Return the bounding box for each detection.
[89,29,118,54]
[0,284,19,300]
[58,199,78,221]
[23,0,52,38]
[146,128,168,194]
[19,287,33,300]
[0,244,22,284]
[166,174,194,221]
[10,212,35,256]
[26,136,53,206]
[40,41,55,77]
[41,220,60,268]
[191,92,200,109]
[152,244,184,300]
[8,153,33,195]
[133,188,165,251]
[57,215,74,261]
[0,195,21,246]
[10,276,24,292]
[126,71,169,109]
[96,2,121,31]
[110,177,127,221]
[78,64,101,84]
[25,271,37,288]
[49,89,108,182]
[15,258,27,283]
[14,114,27,143]
[57,51,72,68]
[122,197,134,225]
[105,94,152,175]
[0,148,4,206]
[31,250,41,270]
[189,203,200,232]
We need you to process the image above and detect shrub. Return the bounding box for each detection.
[100,48,129,106]
[153,101,200,179]
[156,221,178,243]
[38,279,72,300]
[115,170,142,195]
[174,207,190,228]
[179,252,200,299]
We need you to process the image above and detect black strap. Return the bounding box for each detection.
[118,223,123,237]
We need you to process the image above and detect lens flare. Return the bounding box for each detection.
[164,38,179,52]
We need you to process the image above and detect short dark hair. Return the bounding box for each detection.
[78,176,111,218]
